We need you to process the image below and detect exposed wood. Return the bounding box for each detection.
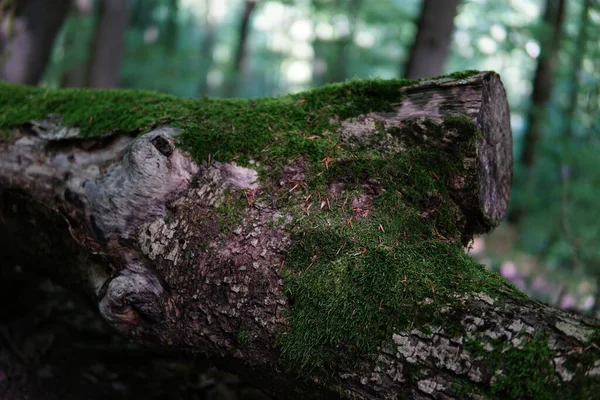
[1,72,598,399]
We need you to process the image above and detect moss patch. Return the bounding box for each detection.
[0,78,416,171]
[236,329,254,347]
[276,137,516,371]
[489,335,556,399]
[461,334,600,400]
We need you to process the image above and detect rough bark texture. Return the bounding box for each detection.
[1,72,599,399]
[0,0,71,85]
[404,0,461,79]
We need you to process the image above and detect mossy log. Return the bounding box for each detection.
[0,72,598,399]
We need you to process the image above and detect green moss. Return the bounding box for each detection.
[276,119,515,371]
[236,329,253,346]
[425,70,482,81]
[215,189,248,233]
[489,335,555,399]
[445,70,481,80]
[0,78,417,170]
[463,333,600,399]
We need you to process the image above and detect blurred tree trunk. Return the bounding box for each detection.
[131,0,156,29]
[564,0,591,138]
[85,0,130,88]
[198,0,216,96]
[0,0,71,85]
[225,0,256,97]
[61,1,95,88]
[588,86,599,132]
[312,38,327,87]
[508,0,566,224]
[331,0,362,83]
[403,0,461,79]
[164,0,179,55]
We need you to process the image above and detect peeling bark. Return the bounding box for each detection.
[1,72,598,399]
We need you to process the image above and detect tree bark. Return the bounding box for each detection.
[403,0,461,79]
[85,0,130,88]
[0,0,71,85]
[1,72,599,399]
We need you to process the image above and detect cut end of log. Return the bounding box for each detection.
[375,71,513,237]
[476,72,512,225]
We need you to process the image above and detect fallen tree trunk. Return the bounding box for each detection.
[0,71,598,399]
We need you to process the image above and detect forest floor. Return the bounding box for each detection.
[0,265,269,400]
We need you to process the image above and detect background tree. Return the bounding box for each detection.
[517,0,566,183]
[197,0,216,96]
[224,0,257,97]
[85,0,130,88]
[563,0,591,139]
[403,0,461,79]
[0,0,71,85]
